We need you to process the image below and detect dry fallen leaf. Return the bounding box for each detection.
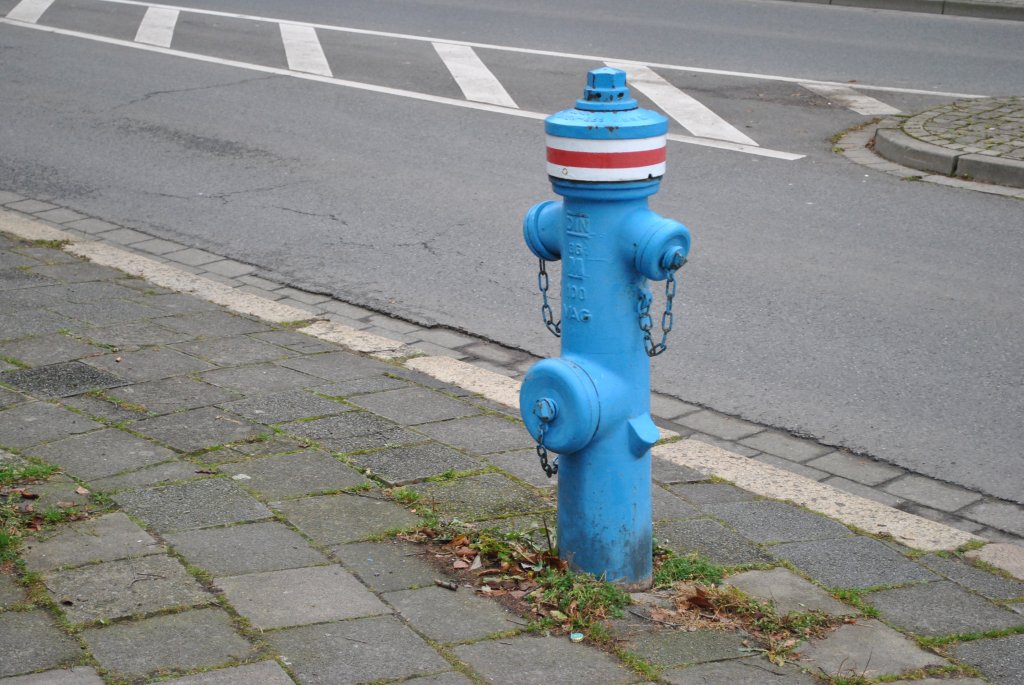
[74,486,90,495]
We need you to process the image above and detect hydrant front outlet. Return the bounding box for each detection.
[520,67,692,589]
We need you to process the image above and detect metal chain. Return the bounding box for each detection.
[639,265,683,357]
[537,258,561,338]
[536,421,558,478]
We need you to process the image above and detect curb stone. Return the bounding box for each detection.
[1,204,1022,576]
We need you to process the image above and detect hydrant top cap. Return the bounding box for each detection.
[577,67,638,111]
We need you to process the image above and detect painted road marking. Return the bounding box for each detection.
[279,22,331,77]
[610,63,758,146]
[0,18,803,161]
[7,0,55,23]
[134,6,177,47]
[77,0,987,101]
[800,83,901,116]
[433,43,517,108]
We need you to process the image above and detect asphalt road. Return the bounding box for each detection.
[1,0,1023,503]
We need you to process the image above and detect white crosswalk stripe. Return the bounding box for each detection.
[433,43,517,109]
[134,7,178,48]
[280,23,332,77]
[799,83,901,116]
[608,63,759,147]
[7,0,55,23]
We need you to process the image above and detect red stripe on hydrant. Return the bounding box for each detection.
[546,146,666,169]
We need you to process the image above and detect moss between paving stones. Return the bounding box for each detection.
[411,472,551,521]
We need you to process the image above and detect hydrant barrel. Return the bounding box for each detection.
[520,67,691,589]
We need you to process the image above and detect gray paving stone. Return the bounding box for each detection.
[114,478,271,533]
[58,393,146,424]
[652,457,706,485]
[805,451,904,485]
[251,329,336,354]
[83,608,252,679]
[63,218,118,234]
[133,292,220,315]
[652,485,700,521]
[163,247,222,267]
[33,208,87,224]
[218,565,389,629]
[0,311,73,343]
[218,390,352,424]
[0,270,55,294]
[2,361,126,398]
[0,335,103,367]
[865,580,1023,636]
[45,554,210,624]
[675,410,761,441]
[705,500,852,544]
[330,540,439,592]
[21,512,163,572]
[655,518,771,566]
[484,448,556,488]
[0,191,25,204]
[349,442,483,485]
[0,666,105,684]
[962,499,1024,537]
[170,336,292,366]
[666,482,757,505]
[157,661,294,685]
[410,328,475,349]
[884,474,984,512]
[662,657,817,684]
[201,363,320,394]
[412,473,550,521]
[279,351,388,383]
[220,451,369,498]
[821,476,906,507]
[279,411,422,453]
[919,553,1024,600]
[385,585,520,643]
[0,610,83,678]
[739,431,831,463]
[753,453,829,480]
[771,537,937,589]
[350,387,479,426]
[794,619,946,679]
[650,394,701,420]
[6,199,57,213]
[97,227,148,245]
[50,299,161,327]
[953,633,1024,685]
[724,568,857,616]
[131,407,265,453]
[901,504,985,534]
[0,573,25,608]
[197,259,256,278]
[158,311,271,337]
[625,628,749,667]
[315,375,411,397]
[107,376,241,415]
[85,348,215,383]
[454,635,635,685]
[88,460,208,491]
[76,321,194,348]
[166,521,326,576]
[215,434,308,459]
[414,415,535,454]
[273,615,449,684]
[27,428,175,480]
[19,476,93,512]
[132,237,183,255]
[275,493,420,545]
[0,402,103,448]
[885,679,987,685]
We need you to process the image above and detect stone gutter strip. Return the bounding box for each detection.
[778,0,1024,21]
[0,208,1017,574]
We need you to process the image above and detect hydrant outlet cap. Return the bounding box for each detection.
[520,358,600,455]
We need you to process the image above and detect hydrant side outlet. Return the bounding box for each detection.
[520,67,693,589]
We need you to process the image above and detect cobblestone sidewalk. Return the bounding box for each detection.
[875,97,1024,188]
[1,231,1023,683]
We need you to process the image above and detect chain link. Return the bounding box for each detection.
[537,259,561,338]
[536,421,558,478]
[639,263,684,357]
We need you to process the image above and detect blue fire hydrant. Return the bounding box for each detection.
[520,67,691,589]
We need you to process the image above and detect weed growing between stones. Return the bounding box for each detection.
[0,462,62,564]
